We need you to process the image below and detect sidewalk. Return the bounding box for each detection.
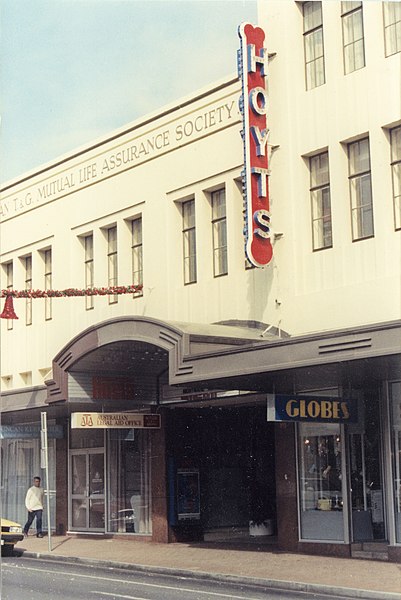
[17,534,401,599]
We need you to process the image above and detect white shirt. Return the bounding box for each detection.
[25,485,44,511]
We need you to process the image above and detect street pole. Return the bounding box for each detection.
[40,412,52,552]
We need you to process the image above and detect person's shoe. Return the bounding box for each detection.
[36,533,44,538]
[23,532,28,538]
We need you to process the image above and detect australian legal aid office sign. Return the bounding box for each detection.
[71,412,161,429]
[238,23,272,268]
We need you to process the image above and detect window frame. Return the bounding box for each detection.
[391,126,401,230]
[24,255,32,326]
[341,1,366,75]
[107,226,118,304]
[211,188,228,277]
[309,152,333,251]
[383,1,401,57]
[303,1,326,90]
[182,199,197,285]
[5,262,14,330]
[131,217,143,297]
[298,421,345,541]
[348,138,374,241]
[84,234,94,310]
[44,248,52,321]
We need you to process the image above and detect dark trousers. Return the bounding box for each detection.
[24,509,43,535]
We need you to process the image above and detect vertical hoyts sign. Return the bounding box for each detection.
[238,23,272,267]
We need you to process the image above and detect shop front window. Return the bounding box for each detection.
[298,422,344,540]
[107,429,151,534]
[1,435,56,530]
[390,381,401,542]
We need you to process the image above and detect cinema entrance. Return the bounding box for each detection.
[166,402,277,542]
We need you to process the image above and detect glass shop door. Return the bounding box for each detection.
[348,395,386,542]
[70,449,105,531]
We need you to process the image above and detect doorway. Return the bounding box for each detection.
[170,404,276,540]
[348,393,386,542]
[70,449,105,531]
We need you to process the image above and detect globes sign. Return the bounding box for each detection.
[238,23,272,267]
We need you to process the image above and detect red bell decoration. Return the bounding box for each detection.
[0,294,19,319]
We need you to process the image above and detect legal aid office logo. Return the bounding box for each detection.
[81,414,94,427]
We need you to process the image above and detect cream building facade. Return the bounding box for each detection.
[1,1,400,561]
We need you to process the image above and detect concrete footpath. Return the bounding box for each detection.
[17,534,401,599]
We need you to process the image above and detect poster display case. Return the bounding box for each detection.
[177,469,200,521]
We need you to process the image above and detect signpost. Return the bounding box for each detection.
[40,412,52,552]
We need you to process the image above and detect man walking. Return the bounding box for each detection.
[23,476,44,538]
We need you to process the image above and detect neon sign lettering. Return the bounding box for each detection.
[238,23,272,267]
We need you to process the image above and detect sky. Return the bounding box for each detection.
[0,0,257,184]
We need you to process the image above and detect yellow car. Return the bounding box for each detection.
[1,518,24,555]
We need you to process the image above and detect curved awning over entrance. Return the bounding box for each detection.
[45,315,401,408]
[45,316,276,406]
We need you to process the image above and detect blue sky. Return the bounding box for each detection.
[0,0,257,184]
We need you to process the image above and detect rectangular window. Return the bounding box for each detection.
[342,1,365,74]
[303,1,325,89]
[348,138,374,240]
[44,249,52,320]
[383,2,401,56]
[182,200,197,284]
[211,189,228,276]
[5,262,14,330]
[107,226,118,304]
[298,422,344,541]
[25,255,32,325]
[131,218,143,297]
[310,152,332,250]
[84,234,94,310]
[391,126,401,229]
[107,429,152,534]
[1,437,56,530]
